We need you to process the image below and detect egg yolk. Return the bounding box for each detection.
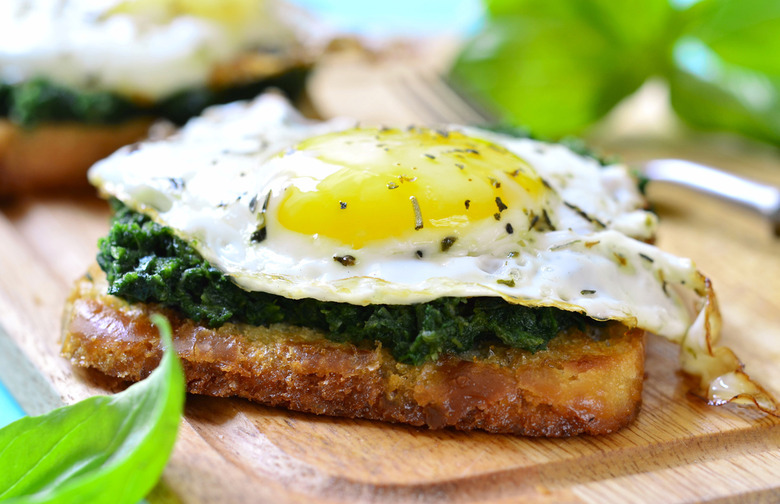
[107,0,256,26]
[275,127,546,249]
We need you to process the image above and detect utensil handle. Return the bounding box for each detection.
[643,159,780,219]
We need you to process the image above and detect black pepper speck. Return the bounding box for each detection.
[440,236,457,252]
[333,255,356,266]
[250,227,267,243]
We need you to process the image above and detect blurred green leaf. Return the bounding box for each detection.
[452,0,676,138]
[669,0,780,143]
[685,0,780,74]
[454,0,780,145]
[0,315,184,504]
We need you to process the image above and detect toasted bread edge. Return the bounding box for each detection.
[62,266,645,437]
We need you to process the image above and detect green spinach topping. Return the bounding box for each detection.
[0,81,11,118]
[98,203,591,365]
[1,67,308,128]
[4,78,141,127]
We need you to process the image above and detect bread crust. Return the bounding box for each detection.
[0,118,153,195]
[62,266,646,436]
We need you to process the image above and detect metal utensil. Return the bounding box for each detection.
[643,159,780,235]
[391,70,780,235]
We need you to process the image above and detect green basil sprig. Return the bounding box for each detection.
[0,315,184,504]
[453,0,780,145]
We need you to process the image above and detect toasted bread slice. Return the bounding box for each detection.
[0,118,154,195]
[61,265,645,436]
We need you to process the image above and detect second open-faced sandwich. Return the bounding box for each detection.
[0,0,312,195]
[62,93,778,436]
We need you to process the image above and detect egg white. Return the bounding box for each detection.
[89,93,704,343]
[0,0,297,100]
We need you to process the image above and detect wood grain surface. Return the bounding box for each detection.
[1,48,780,503]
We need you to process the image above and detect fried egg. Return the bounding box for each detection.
[90,92,708,345]
[0,0,297,100]
[88,92,780,414]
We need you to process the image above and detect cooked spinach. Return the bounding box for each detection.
[0,81,11,117]
[154,66,308,125]
[6,78,141,127]
[98,203,590,365]
[1,67,308,128]
[98,202,284,327]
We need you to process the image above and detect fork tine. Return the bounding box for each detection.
[392,69,496,125]
[393,70,452,124]
[416,71,487,125]
[436,73,499,125]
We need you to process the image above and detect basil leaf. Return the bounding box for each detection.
[0,315,184,504]
[454,0,780,145]
[669,0,780,144]
[451,0,674,138]
[683,0,780,75]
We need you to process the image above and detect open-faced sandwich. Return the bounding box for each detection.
[0,0,311,195]
[62,93,779,436]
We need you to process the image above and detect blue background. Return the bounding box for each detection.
[0,382,25,428]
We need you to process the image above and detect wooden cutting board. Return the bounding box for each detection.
[1,51,780,503]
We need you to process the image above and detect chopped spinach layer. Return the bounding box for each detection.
[0,81,11,117]
[97,203,591,365]
[5,78,141,127]
[2,68,308,128]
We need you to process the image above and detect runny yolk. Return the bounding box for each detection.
[275,127,546,249]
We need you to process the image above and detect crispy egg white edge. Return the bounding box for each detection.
[89,93,702,341]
